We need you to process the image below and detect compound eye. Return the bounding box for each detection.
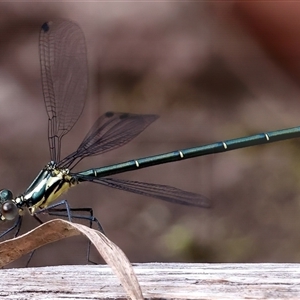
[0,189,13,202]
[1,200,19,220]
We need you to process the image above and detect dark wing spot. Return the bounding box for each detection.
[105,112,114,118]
[41,22,50,32]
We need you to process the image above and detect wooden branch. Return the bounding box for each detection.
[0,263,299,299]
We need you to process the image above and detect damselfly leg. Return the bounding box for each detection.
[0,215,22,240]
[28,202,104,265]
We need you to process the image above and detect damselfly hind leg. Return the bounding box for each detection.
[46,207,105,234]
[35,200,105,264]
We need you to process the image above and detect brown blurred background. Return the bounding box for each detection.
[1,2,300,267]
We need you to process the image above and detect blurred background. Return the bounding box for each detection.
[1,1,300,267]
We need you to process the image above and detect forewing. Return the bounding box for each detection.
[40,20,88,162]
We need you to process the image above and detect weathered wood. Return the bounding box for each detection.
[0,263,299,299]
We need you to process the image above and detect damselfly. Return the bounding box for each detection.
[1,20,300,238]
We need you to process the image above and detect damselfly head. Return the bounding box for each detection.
[0,189,18,221]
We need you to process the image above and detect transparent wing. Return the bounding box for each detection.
[77,176,211,208]
[58,112,158,170]
[39,20,88,162]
